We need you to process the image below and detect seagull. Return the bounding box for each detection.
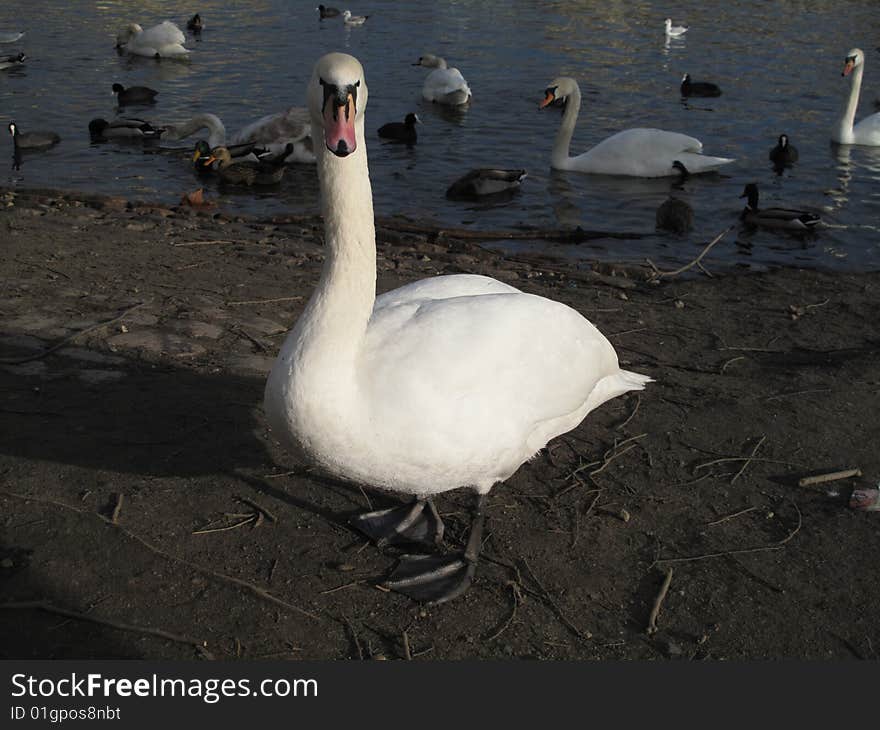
[342,10,369,25]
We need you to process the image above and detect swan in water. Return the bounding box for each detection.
[116,21,190,58]
[264,52,652,604]
[161,110,314,163]
[413,54,471,106]
[540,76,734,177]
[832,48,880,145]
[664,18,687,37]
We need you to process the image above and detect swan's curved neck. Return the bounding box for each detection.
[163,113,226,147]
[834,64,864,144]
[553,85,582,169]
[295,117,376,365]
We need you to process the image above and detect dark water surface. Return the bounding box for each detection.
[1,0,879,270]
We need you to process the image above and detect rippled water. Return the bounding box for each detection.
[1,0,880,270]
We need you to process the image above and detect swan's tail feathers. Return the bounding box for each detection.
[677,152,735,174]
[586,369,653,413]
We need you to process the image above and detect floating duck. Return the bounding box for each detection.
[112,83,159,105]
[8,121,60,150]
[680,73,721,97]
[317,5,341,18]
[665,18,688,36]
[739,183,820,230]
[0,52,25,70]
[446,169,527,199]
[89,117,163,140]
[264,52,652,604]
[377,113,420,144]
[769,134,798,166]
[342,10,369,25]
[203,144,292,186]
[186,14,203,32]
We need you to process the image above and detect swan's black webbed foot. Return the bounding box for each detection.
[350,497,444,548]
[382,553,477,604]
[381,493,488,605]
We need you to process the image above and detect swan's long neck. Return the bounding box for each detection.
[834,64,863,144]
[552,85,582,169]
[294,116,376,366]
[163,113,226,147]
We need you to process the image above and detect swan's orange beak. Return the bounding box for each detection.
[324,92,357,157]
[842,59,855,76]
[539,90,556,109]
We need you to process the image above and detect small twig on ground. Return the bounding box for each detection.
[657,502,802,565]
[646,568,674,635]
[402,630,412,661]
[171,239,235,247]
[720,356,745,373]
[521,558,592,643]
[192,514,257,535]
[229,326,268,353]
[730,436,766,484]
[319,579,367,595]
[707,506,758,526]
[557,433,647,497]
[109,493,124,524]
[341,615,364,660]
[0,489,319,621]
[615,394,641,431]
[798,468,861,487]
[237,496,277,523]
[646,225,732,281]
[0,301,146,365]
[227,296,303,306]
[0,600,213,659]
[485,581,523,642]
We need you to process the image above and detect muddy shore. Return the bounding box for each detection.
[1,186,878,660]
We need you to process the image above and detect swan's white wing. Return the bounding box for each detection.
[231,107,311,145]
[853,111,880,145]
[374,274,520,311]
[362,290,630,478]
[423,68,470,100]
[139,21,186,47]
[575,128,732,176]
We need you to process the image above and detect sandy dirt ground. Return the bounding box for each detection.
[1,186,878,660]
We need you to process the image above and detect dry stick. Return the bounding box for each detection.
[0,600,213,660]
[192,514,257,535]
[227,296,304,306]
[615,394,641,431]
[237,496,277,523]
[0,489,320,621]
[342,615,364,660]
[730,436,766,484]
[0,302,146,365]
[172,239,236,247]
[110,493,124,525]
[402,630,412,661]
[646,225,733,280]
[798,468,861,487]
[521,558,592,643]
[707,506,759,526]
[657,502,802,565]
[646,568,674,635]
[720,356,745,373]
[319,579,367,595]
[486,582,522,642]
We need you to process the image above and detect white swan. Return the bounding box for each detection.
[540,76,734,177]
[230,107,315,163]
[116,21,190,58]
[664,18,687,36]
[832,47,880,146]
[264,52,652,604]
[413,54,471,106]
[162,110,315,163]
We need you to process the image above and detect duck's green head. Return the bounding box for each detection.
[192,140,213,170]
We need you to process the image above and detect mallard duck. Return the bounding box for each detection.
[680,74,721,97]
[116,21,190,58]
[203,144,292,186]
[377,113,420,144]
[0,52,25,70]
[8,121,60,150]
[191,138,273,172]
[769,134,798,166]
[317,5,340,18]
[89,117,163,140]
[446,169,527,199]
[264,53,651,604]
[739,183,820,230]
[112,83,159,105]
[186,14,203,32]
[413,54,471,105]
